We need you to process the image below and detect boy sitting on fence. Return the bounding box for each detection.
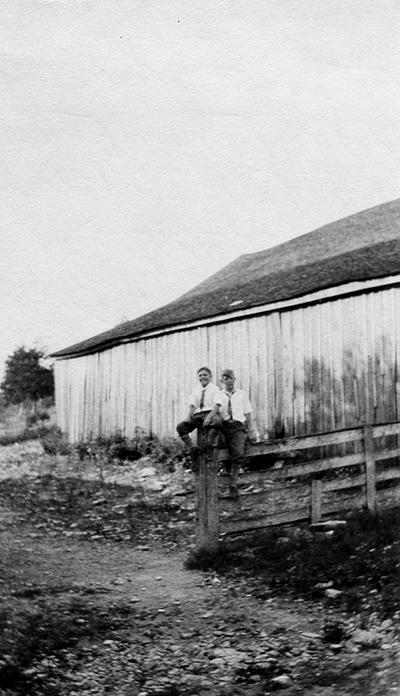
[204,368,256,496]
[176,367,222,466]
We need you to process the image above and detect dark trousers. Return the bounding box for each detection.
[221,420,247,479]
[176,412,210,444]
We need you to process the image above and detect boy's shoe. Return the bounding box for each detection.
[190,446,201,473]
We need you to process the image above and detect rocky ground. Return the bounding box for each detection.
[0,442,399,695]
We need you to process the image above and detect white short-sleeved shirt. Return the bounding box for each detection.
[188,383,222,414]
[217,389,253,423]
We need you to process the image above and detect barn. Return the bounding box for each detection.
[52,198,400,443]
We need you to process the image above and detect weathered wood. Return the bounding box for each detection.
[272,311,284,437]
[195,448,219,550]
[292,308,306,436]
[55,284,400,442]
[364,425,376,513]
[220,490,369,535]
[220,464,400,516]
[250,426,363,457]
[373,422,400,437]
[311,479,322,523]
[219,490,310,520]
[374,446,400,461]
[281,311,293,436]
[269,452,364,479]
[377,483,400,506]
[220,506,311,533]
[376,467,400,483]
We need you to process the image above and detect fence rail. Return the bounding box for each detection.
[195,421,400,549]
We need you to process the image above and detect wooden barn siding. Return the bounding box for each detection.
[55,287,400,442]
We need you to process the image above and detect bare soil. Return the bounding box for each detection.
[0,508,399,696]
[0,442,399,695]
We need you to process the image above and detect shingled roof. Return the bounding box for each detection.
[52,198,400,358]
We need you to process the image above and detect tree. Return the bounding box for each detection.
[0,347,54,407]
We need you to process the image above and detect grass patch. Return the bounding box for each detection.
[0,598,137,694]
[186,507,400,619]
[0,428,40,446]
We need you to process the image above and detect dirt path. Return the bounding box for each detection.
[1,505,400,696]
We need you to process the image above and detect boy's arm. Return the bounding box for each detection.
[185,404,196,422]
[203,403,220,426]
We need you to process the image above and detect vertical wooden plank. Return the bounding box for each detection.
[112,346,118,435]
[311,479,322,523]
[383,289,397,422]
[271,311,284,437]
[248,317,259,422]
[318,304,327,441]
[363,425,376,513]
[145,339,153,435]
[394,287,400,422]
[154,335,162,437]
[86,354,92,439]
[380,289,396,453]
[174,331,185,431]
[292,308,306,437]
[331,299,345,440]
[121,344,127,436]
[302,305,314,435]
[375,291,385,425]
[249,315,263,438]
[342,296,357,430]
[195,449,220,549]
[124,343,131,437]
[281,311,293,436]
[231,320,242,387]
[198,325,209,370]
[207,324,218,382]
[81,356,87,440]
[223,320,234,374]
[325,301,336,445]
[366,293,377,424]
[169,331,178,435]
[354,293,368,427]
[265,314,276,440]
[256,315,269,440]
[311,302,322,435]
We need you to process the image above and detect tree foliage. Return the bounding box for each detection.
[0,347,54,406]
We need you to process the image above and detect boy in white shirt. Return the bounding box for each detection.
[204,368,255,495]
[176,367,221,460]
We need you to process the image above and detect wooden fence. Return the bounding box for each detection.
[195,420,400,549]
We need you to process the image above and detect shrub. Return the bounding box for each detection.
[39,424,71,455]
[74,428,185,471]
[0,428,39,446]
[26,410,50,427]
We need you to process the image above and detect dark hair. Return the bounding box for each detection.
[197,366,212,376]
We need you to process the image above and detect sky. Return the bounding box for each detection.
[1,0,400,374]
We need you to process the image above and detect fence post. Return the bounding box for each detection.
[363,425,376,513]
[195,437,219,551]
[311,479,322,523]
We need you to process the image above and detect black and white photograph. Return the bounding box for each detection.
[1,1,400,694]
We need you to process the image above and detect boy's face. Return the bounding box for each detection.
[221,374,235,391]
[198,369,211,387]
